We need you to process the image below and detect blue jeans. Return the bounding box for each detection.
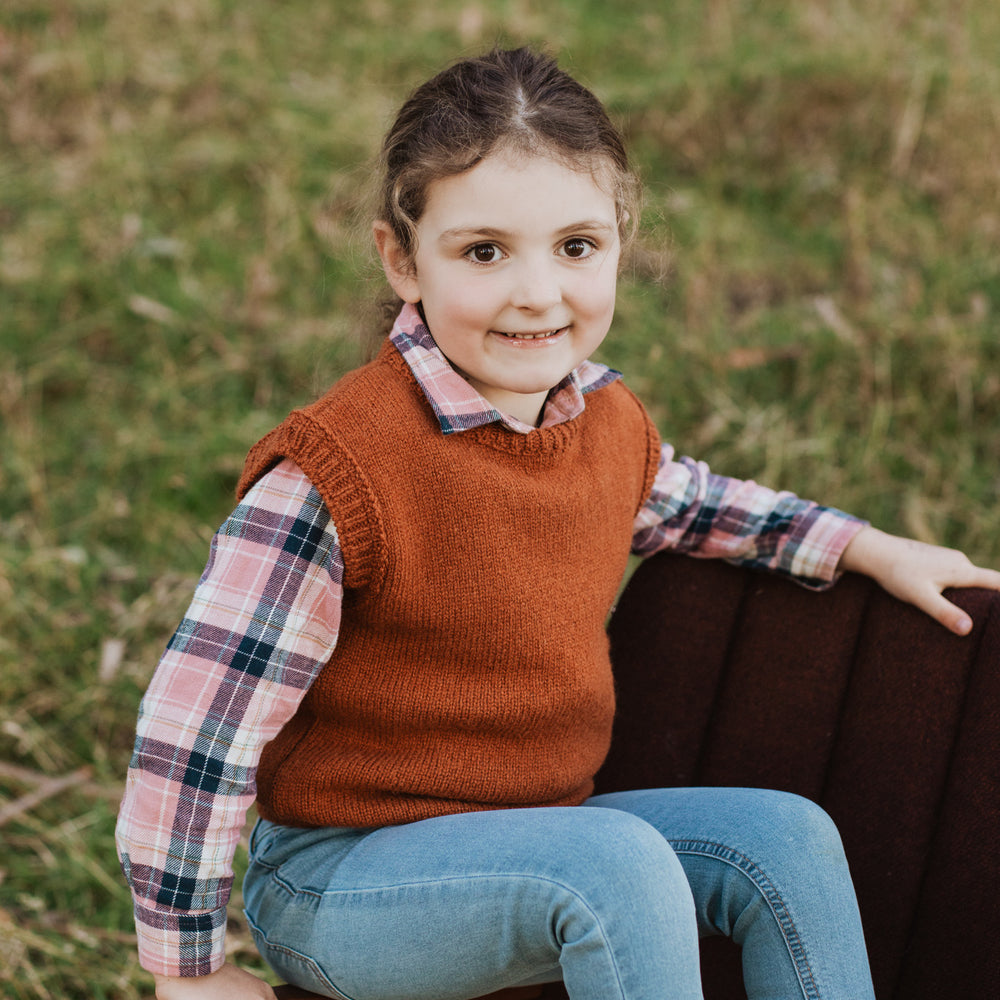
[242,787,875,1000]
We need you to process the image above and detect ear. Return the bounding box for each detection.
[373,221,421,303]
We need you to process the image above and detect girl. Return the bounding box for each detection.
[116,48,1000,1000]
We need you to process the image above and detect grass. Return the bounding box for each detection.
[1,1,999,996]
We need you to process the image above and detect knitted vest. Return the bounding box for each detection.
[238,342,661,828]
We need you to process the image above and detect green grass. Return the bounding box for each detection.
[2,1,999,996]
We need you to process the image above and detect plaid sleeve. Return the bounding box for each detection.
[631,444,866,588]
[115,459,343,977]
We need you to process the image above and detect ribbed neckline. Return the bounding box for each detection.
[383,342,585,458]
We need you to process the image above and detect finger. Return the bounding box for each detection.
[924,592,974,636]
[956,566,1000,592]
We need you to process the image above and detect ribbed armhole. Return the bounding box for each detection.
[238,412,387,591]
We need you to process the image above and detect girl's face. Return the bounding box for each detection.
[375,151,621,426]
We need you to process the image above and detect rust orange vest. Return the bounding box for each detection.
[238,342,660,827]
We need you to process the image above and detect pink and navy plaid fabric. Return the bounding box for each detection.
[116,304,863,975]
[116,462,343,975]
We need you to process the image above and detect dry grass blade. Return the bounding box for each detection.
[0,766,93,828]
[0,761,121,804]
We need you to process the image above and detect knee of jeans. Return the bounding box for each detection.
[742,791,850,875]
[780,794,845,854]
[574,809,693,901]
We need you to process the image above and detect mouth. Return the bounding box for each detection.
[494,327,567,341]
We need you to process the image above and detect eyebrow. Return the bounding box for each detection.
[437,220,617,243]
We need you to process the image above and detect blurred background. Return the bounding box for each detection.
[2,1,999,996]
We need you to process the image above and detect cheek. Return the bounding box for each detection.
[574,269,618,319]
[418,286,495,351]
[431,279,502,326]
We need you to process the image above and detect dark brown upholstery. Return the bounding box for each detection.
[278,551,999,1000]
[594,551,1000,1000]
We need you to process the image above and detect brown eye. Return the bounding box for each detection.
[468,243,501,263]
[562,238,594,259]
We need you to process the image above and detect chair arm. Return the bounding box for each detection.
[601,551,1000,1000]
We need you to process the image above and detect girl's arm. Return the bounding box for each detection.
[115,460,343,991]
[632,444,864,588]
[631,443,1000,633]
[838,526,1000,635]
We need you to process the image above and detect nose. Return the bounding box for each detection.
[509,258,562,312]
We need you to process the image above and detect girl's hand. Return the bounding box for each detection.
[153,963,277,1000]
[839,526,1000,635]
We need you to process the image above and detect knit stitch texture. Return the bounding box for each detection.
[238,342,661,827]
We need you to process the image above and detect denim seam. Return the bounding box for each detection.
[261,866,629,999]
[244,907,353,1000]
[668,838,820,1000]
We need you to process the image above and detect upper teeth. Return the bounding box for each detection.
[503,329,559,339]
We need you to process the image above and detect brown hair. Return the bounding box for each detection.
[377,47,640,267]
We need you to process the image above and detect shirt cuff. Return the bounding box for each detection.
[133,898,228,978]
[786,509,868,589]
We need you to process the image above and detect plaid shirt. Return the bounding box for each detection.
[116,303,864,976]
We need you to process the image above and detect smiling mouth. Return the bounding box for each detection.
[495,327,566,340]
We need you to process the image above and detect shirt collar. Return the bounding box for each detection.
[388,303,621,436]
